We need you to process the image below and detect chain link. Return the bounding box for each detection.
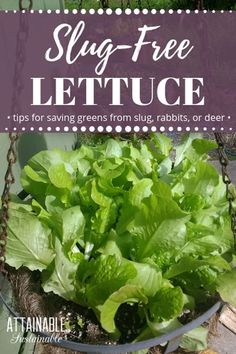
[214,133,236,251]
[0,1,32,274]
[100,0,109,8]
[197,0,204,10]
[19,0,33,11]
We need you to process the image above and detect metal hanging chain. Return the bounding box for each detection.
[214,133,236,251]
[197,0,236,250]
[0,1,32,275]
[0,134,18,274]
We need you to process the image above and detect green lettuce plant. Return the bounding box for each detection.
[5,134,236,346]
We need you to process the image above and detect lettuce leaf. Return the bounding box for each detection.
[6,206,55,271]
[100,285,148,335]
[217,268,236,307]
[42,237,80,303]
